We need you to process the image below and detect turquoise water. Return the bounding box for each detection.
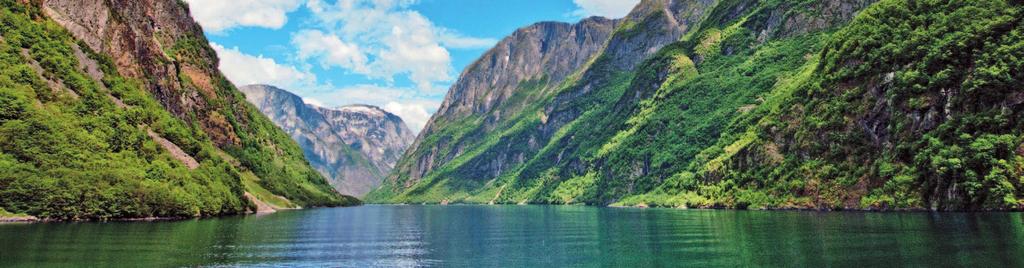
[1,205,1022,267]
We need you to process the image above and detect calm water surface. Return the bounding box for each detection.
[1,205,1023,267]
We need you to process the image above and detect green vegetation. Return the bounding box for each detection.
[240,171,296,209]
[0,1,354,221]
[619,0,1024,210]
[158,22,348,208]
[0,207,28,218]
[375,0,1024,211]
[682,0,1024,210]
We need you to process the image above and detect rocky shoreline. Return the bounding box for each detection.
[0,215,39,223]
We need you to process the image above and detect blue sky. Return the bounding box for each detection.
[184,0,639,132]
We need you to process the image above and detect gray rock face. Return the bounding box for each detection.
[320,105,414,171]
[432,17,618,122]
[394,0,715,187]
[395,14,620,185]
[42,0,244,146]
[240,85,414,197]
[379,0,878,202]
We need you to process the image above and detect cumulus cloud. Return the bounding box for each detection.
[211,42,315,88]
[211,41,439,132]
[184,0,303,33]
[384,101,435,133]
[301,0,494,90]
[571,0,640,19]
[198,0,497,132]
[293,30,370,74]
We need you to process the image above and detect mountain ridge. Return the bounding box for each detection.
[371,0,1024,211]
[241,84,414,197]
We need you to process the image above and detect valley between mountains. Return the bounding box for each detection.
[1,0,1023,222]
[240,84,414,198]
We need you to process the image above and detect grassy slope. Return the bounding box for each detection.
[623,0,1024,210]
[0,207,29,218]
[371,0,833,205]
[376,0,1024,211]
[160,8,352,208]
[0,2,353,221]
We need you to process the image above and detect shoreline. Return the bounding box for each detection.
[0,204,347,224]
[7,202,1020,224]
[364,202,1023,213]
[0,215,39,223]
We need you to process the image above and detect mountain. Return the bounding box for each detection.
[0,0,356,221]
[370,0,1024,211]
[240,85,415,197]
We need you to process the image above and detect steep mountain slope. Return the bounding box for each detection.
[0,0,355,221]
[373,0,1024,211]
[369,0,721,202]
[241,85,414,197]
[643,0,1024,211]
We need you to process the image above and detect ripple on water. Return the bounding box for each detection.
[1,206,1022,267]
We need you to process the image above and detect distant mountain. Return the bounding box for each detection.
[0,0,356,221]
[240,85,415,197]
[371,0,1024,211]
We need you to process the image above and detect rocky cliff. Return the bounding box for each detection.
[0,0,353,221]
[241,85,414,197]
[42,0,241,146]
[370,0,1024,211]
[371,0,719,201]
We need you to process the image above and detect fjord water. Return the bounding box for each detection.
[2,206,1022,267]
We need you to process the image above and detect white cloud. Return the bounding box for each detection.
[302,97,325,107]
[293,30,370,74]
[211,43,315,88]
[374,22,451,90]
[572,0,639,19]
[439,31,499,49]
[184,0,303,33]
[198,0,495,133]
[384,101,434,132]
[209,42,439,132]
[301,0,494,90]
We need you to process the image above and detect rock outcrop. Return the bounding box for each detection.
[41,0,244,146]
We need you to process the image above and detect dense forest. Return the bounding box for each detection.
[0,1,355,221]
[371,0,1024,211]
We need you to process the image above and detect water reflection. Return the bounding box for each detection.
[1,206,1022,267]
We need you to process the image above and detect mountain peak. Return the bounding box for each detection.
[332,104,388,117]
[240,84,415,197]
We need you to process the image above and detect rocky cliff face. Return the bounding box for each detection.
[377,0,719,198]
[0,0,354,221]
[391,16,619,187]
[241,85,414,197]
[36,0,350,206]
[431,17,618,123]
[323,105,414,170]
[41,0,242,146]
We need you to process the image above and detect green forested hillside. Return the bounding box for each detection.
[0,1,355,221]
[621,0,1024,210]
[372,0,1024,211]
